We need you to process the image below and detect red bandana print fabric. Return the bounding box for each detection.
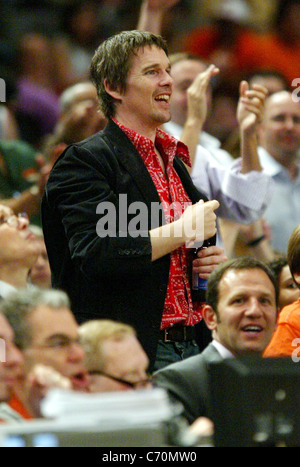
[113,119,204,329]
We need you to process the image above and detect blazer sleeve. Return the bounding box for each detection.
[44,143,153,280]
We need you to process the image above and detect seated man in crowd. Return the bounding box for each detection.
[79,320,151,393]
[1,287,89,420]
[0,312,24,423]
[264,224,300,357]
[0,204,41,298]
[153,257,279,425]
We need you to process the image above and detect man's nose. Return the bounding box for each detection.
[68,342,85,363]
[18,214,30,230]
[5,342,24,368]
[161,71,173,87]
[285,117,296,130]
[245,298,263,317]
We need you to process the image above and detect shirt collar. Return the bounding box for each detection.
[212,339,235,359]
[113,118,191,167]
[0,281,17,299]
[258,146,300,177]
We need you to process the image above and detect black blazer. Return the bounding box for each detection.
[42,120,212,370]
[153,343,223,424]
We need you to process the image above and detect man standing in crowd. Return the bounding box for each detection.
[42,31,261,371]
[258,91,300,253]
[42,30,222,372]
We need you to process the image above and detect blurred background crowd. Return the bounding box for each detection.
[0,0,298,150]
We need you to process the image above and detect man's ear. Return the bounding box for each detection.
[104,79,122,101]
[202,305,218,332]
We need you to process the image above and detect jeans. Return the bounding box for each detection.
[153,339,200,372]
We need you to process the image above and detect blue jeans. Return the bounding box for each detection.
[154,340,200,372]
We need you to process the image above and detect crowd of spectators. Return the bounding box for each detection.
[0,0,300,447]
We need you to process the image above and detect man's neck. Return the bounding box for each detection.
[0,266,29,288]
[114,115,158,143]
[265,146,299,180]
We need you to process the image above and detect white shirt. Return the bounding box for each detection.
[212,339,235,359]
[258,146,300,254]
[0,281,16,300]
[164,121,233,167]
[163,122,273,246]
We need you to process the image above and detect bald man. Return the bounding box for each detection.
[258,91,300,253]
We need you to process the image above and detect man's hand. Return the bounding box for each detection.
[138,0,180,33]
[237,81,268,134]
[150,200,219,262]
[193,246,228,280]
[186,64,220,128]
[180,64,219,170]
[181,199,220,244]
[26,364,72,418]
[143,0,181,11]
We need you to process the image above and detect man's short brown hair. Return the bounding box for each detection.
[90,30,169,119]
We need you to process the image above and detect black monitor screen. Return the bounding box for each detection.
[208,357,300,447]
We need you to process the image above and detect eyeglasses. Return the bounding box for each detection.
[28,336,82,351]
[0,212,29,228]
[88,370,152,389]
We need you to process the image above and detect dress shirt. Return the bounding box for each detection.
[164,121,233,167]
[163,121,273,246]
[258,146,300,254]
[114,119,203,329]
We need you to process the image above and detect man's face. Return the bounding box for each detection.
[0,313,23,402]
[0,214,41,270]
[88,335,150,393]
[169,59,209,127]
[113,45,173,134]
[23,305,88,391]
[260,92,300,161]
[205,269,278,356]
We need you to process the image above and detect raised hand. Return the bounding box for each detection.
[186,64,220,127]
[145,0,181,10]
[237,81,268,134]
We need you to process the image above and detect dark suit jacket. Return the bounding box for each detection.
[153,343,223,424]
[42,119,212,370]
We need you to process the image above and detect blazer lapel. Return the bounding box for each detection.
[103,121,162,209]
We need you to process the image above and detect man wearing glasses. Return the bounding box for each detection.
[79,320,152,392]
[0,204,41,299]
[1,286,89,419]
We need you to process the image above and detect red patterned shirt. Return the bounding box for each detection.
[113,119,204,329]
